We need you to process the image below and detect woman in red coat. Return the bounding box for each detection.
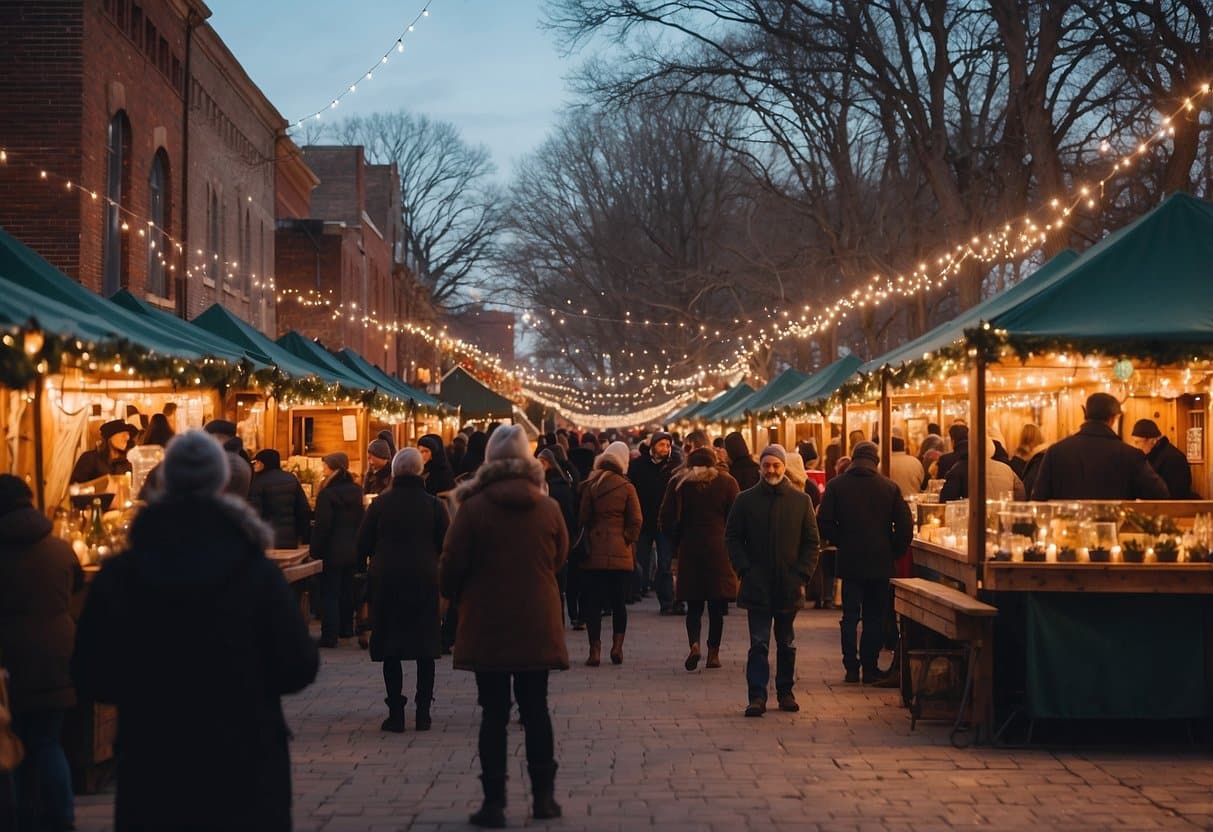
[660,448,740,671]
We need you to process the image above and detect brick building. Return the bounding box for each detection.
[0,0,300,334]
[275,145,404,375]
[448,305,517,367]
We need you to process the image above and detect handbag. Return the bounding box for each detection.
[0,666,25,772]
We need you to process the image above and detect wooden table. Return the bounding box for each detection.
[984,561,1213,593]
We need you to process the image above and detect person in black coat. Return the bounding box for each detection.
[628,432,682,612]
[934,423,968,486]
[312,452,365,647]
[1031,394,1169,501]
[540,448,581,628]
[724,432,761,491]
[248,449,312,550]
[0,476,82,831]
[418,434,457,496]
[567,437,597,486]
[459,431,488,479]
[72,431,319,832]
[355,448,450,733]
[1131,419,1194,499]
[70,419,137,484]
[817,442,913,685]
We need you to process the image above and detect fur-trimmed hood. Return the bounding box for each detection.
[454,457,545,506]
[673,448,721,489]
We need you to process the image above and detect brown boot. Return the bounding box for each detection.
[705,646,721,668]
[585,640,601,667]
[684,643,701,671]
[610,633,625,665]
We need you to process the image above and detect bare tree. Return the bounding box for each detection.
[327,111,506,310]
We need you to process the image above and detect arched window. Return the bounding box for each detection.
[102,111,131,296]
[147,150,170,297]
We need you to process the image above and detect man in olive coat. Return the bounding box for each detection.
[817,441,914,685]
[725,445,820,717]
[1030,393,1168,500]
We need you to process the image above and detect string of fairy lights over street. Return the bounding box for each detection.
[1,57,1209,422]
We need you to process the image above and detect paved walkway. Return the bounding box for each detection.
[76,598,1213,830]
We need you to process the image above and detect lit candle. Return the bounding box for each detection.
[1111,544,1122,562]
[1046,543,1057,562]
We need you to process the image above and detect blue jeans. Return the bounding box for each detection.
[11,709,74,831]
[840,577,888,674]
[635,531,675,607]
[745,609,797,702]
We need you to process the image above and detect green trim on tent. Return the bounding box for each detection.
[275,331,383,391]
[440,366,513,421]
[715,368,809,423]
[334,349,446,412]
[771,354,865,414]
[695,383,756,422]
[0,276,114,345]
[191,304,353,385]
[110,290,267,368]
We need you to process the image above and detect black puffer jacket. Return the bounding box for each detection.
[628,445,682,534]
[311,470,364,567]
[0,507,82,713]
[248,462,312,550]
[72,494,318,832]
[818,462,914,580]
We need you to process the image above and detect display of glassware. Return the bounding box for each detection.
[995,503,1035,562]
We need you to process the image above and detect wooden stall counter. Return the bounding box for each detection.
[985,561,1213,593]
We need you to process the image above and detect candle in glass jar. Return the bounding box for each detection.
[1046,543,1057,562]
[1111,544,1122,562]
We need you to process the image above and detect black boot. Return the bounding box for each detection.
[469,775,507,828]
[415,698,432,731]
[381,695,406,733]
[529,762,562,820]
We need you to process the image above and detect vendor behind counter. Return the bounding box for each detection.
[69,420,137,484]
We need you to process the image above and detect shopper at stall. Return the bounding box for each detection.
[417,434,457,496]
[247,449,312,551]
[0,475,81,832]
[363,438,393,496]
[817,441,914,685]
[1010,423,1046,480]
[71,430,319,832]
[458,431,489,479]
[312,452,365,648]
[1031,393,1169,500]
[935,423,968,482]
[939,437,1026,502]
[724,432,760,491]
[202,419,252,497]
[659,447,739,672]
[139,413,174,448]
[439,425,568,827]
[580,441,642,666]
[1131,419,1195,499]
[354,448,447,733]
[725,445,820,717]
[69,419,137,484]
[628,430,682,613]
[888,434,925,498]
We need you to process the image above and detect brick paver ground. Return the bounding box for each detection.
[74,598,1213,830]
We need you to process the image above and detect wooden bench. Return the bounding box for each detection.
[891,577,998,746]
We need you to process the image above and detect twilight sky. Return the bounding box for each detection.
[208,0,579,177]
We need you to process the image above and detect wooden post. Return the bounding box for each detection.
[32,372,45,512]
[840,399,848,455]
[967,352,988,575]
[880,371,892,477]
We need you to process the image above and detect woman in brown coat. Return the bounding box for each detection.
[439,426,568,828]
[578,441,641,667]
[660,448,740,672]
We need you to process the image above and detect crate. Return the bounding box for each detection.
[907,648,967,725]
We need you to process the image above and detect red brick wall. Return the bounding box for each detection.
[302,147,363,226]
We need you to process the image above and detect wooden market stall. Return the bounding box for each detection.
[439,365,515,426]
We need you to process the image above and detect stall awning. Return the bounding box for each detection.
[439,366,513,421]
[775,354,865,412]
[861,248,1081,376]
[0,274,115,345]
[191,304,359,388]
[275,332,385,392]
[667,398,708,423]
[0,227,216,360]
[334,349,447,412]
[110,290,269,368]
[715,368,810,422]
[981,193,1213,351]
[695,383,756,423]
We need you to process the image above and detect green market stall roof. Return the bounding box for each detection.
[975,193,1213,360]
[695,383,756,423]
[667,397,709,423]
[859,248,1080,380]
[110,290,268,369]
[275,331,385,392]
[774,354,865,415]
[714,368,810,423]
[334,348,447,413]
[440,366,513,421]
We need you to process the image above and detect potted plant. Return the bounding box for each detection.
[1121,538,1148,563]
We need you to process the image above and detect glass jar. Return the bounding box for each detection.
[1087,521,1119,563]
[1052,503,1085,563]
[997,505,1034,562]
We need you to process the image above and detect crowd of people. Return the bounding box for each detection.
[3,393,1199,829]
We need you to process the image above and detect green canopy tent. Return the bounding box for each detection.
[110,290,268,369]
[439,366,513,422]
[714,368,810,424]
[275,331,385,392]
[766,354,865,416]
[695,383,756,423]
[334,348,447,413]
[666,397,709,424]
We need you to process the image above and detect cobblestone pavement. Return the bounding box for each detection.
[75,598,1213,831]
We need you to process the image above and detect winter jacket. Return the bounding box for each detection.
[659,448,740,601]
[725,477,821,613]
[363,464,392,496]
[310,470,365,568]
[225,450,253,499]
[70,448,131,484]
[888,451,925,497]
[1146,436,1194,499]
[355,475,448,661]
[440,459,569,672]
[1030,421,1169,501]
[419,435,457,496]
[0,507,82,713]
[579,458,642,572]
[545,471,579,547]
[248,468,312,550]
[567,447,596,485]
[724,433,761,491]
[72,494,318,832]
[628,445,682,534]
[817,463,914,580]
[940,444,1026,502]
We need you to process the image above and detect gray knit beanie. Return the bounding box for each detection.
[163,430,230,496]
